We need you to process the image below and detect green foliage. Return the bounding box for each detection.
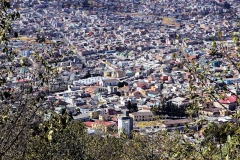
[127,101,138,113]
[154,99,189,118]
[203,122,237,144]
[151,106,159,116]
[82,0,90,7]
[83,70,91,78]
[26,111,88,160]
[0,1,64,159]
[117,81,128,88]
[224,2,231,9]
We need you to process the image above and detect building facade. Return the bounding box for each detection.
[130,112,154,121]
[118,110,133,136]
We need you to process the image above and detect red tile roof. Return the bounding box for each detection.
[219,95,237,104]
[84,121,92,127]
[94,120,115,126]
[111,117,118,122]
[84,120,116,127]
[17,79,29,83]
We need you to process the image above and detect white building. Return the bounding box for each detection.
[170,97,191,107]
[118,110,133,137]
[73,76,105,86]
[99,78,119,87]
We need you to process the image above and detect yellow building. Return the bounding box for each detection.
[103,70,112,77]
[200,24,205,29]
[130,112,154,121]
[90,111,101,119]
[99,114,110,121]
[92,121,116,133]
[112,70,125,78]
[162,119,192,127]
[201,107,221,117]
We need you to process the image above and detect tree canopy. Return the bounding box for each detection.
[117,81,128,88]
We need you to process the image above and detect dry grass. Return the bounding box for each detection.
[10,37,35,41]
[11,37,52,44]
[45,39,52,44]
[135,121,162,128]
[162,17,179,27]
[116,12,155,17]
[19,37,35,41]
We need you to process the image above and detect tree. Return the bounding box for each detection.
[131,103,138,112]
[117,81,128,88]
[0,1,62,159]
[25,110,89,160]
[127,101,132,112]
[127,101,138,113]
[84,70,91,79]
[82,63,86,69]
[25,110,126,160]
[224,2,231,9]
[36,34,46,43]
[82,0,89,7]
[176,22,240,159]
[203,122,237,144]
[151,106,160,116]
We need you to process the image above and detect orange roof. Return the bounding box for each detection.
[84,120,116,127]
[113,133,118,137]
[17,79,29,83]
[123,86,129,90]
[220,95,237,104]
[111,117,118,122]
[94,120,115,126]
[84,121,92,127]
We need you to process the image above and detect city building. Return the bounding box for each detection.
[118,110,133,136]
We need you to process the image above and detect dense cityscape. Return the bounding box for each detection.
[9,0,240,134]
[1,0,240,159]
